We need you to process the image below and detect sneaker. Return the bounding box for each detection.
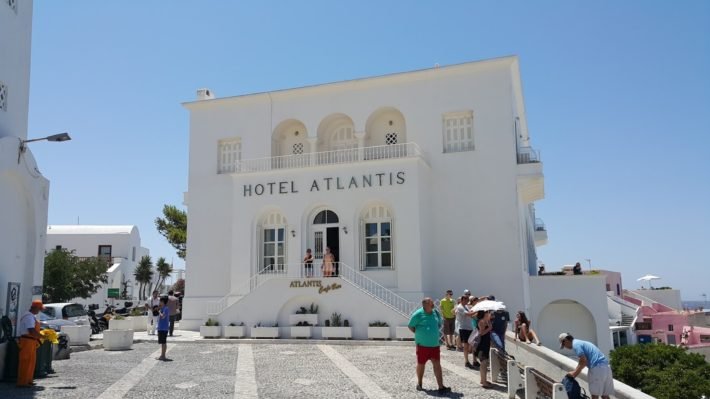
[437,386,451,395]
[416,384,424,391]
[465,362,475,369]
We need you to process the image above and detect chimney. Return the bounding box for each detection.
[196,88,214,100]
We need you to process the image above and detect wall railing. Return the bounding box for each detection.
[517,146,541,164]
[219,142,422,174]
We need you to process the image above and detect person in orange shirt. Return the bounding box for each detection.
[17,300,44,387]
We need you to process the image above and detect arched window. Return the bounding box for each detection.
[360,205,393,269]
[259,211,287,273]
[313,210,339,225]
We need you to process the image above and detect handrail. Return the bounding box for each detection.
[517,146,541,164]
[338,262,418,317]
[623,289,675,311]
[219,142,423,174]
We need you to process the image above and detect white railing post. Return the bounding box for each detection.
[507,360,522,399]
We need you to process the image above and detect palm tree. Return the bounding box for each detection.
[133,255,154,300]
[155,257,173,293]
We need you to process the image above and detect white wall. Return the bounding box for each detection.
[529,275,612,356]
[0,0,33,141]
[631,289,682,310]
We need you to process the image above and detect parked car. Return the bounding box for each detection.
[39,311,77,332]
[42,303,90,326]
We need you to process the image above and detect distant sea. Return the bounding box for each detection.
[682,300,708,311]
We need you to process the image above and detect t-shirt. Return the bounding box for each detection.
[572,339,608,368]
[408,307,441,347]
[147,297,160,311]
[157,306,170,331]
[455,304,473,331]
[167,296,179,316]
[20,311,37,334]
[492,310,510,335]
[471,317,478,331]
[440,297,455,319]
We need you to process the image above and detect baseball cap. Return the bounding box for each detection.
[558,333,571,348]
[31,300,45,310]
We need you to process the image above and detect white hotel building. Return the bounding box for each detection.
[180,56,561,341]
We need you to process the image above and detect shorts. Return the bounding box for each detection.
[443,318,456,335]
[158,331,168,344]
[477,349,489,360]
[416,345,440,365]
[588,365,614,396]
[459,329,473,343]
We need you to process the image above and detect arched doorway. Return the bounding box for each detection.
[309,209,340,276]
[537,299,598,350]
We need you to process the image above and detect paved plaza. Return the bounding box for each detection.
[1,340,509,399]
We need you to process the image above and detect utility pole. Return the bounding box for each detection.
[585,258,592,270]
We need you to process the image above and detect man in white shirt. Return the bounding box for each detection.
[455,291,477,369]
[17,300,44,387]
[145,290,161,335]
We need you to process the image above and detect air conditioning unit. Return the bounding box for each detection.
[196,88,214,100]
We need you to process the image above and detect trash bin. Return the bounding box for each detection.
[54,332,70,360]
[34,340,53,377]
[2,339,19,382]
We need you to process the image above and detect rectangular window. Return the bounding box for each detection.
[132,246,136,262]
[218,138,242,174]
[0,81,7,112]
[668,324,674,332]
[55,245,62,251]
[364,222,392,268]
[262,228,285,272]
[98,245,112,259]
[443,111,474,153]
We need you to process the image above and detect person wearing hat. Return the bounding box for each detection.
[17,300,44,387]
[558,333,614,399]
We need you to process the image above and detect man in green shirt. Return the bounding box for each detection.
[408,297,451,395]
[440,290,456,350]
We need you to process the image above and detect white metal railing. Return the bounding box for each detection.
[534,218,546,232]
[220,142,422,174]
[337,262,418,317]
[517,146,541,164]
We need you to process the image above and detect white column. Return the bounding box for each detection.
[307,137,318,167]
[355,131,366,161]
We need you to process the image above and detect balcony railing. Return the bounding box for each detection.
[517,146,541,164]
[219,142,422,174]
[635,322,653,330]
[534,218,546,231]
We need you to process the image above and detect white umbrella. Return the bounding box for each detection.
[471,300,506,312]
[637,274,660,288]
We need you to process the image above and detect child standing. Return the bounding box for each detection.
[157,296,171,361]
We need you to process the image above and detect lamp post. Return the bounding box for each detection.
[18,132,72,163]
[585,258,592,271]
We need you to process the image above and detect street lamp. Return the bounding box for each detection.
[18,132,72,163]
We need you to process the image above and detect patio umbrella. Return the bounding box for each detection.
[637,274,660,288]
[471,300,506,312]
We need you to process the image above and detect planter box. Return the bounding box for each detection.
[223,325,246,338]
[367,326,390,340]
[395,326,415,340]
[131,315,149,332]
[289,314,319,326]
[109,318,133,331]
[251,327,280,339]
[290,326,312,339]
[103,329,134,351]
[61,325,92,345]
[321,327,352,340]
[200,325,221,338]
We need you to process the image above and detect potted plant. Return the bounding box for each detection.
[108,315,133,331]
[395,326,415,340]
[289,303,319,326]
[321,313,352,339]
[223,322,246,338]
[367,321,390,340]
[251,322,280,338]
[290,321,313,339]
[130,307,149,332]
[200,318,221,338]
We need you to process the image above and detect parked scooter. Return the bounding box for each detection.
[87,310,105,334]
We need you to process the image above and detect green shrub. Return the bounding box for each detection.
[610,344,710,399]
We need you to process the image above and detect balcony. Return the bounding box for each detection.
[534,218,548,246]
[219,142,423,174]
[517,146,544,203]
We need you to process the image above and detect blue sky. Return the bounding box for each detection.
[27,1,709,299]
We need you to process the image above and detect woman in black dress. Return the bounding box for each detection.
[476,310,493,388]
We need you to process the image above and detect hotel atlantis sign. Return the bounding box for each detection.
[290,280,342,294]
[243,171,406,197]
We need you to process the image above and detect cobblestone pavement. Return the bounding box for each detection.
[1,342,509,399]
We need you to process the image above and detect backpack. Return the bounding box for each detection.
[562,375,582,399]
